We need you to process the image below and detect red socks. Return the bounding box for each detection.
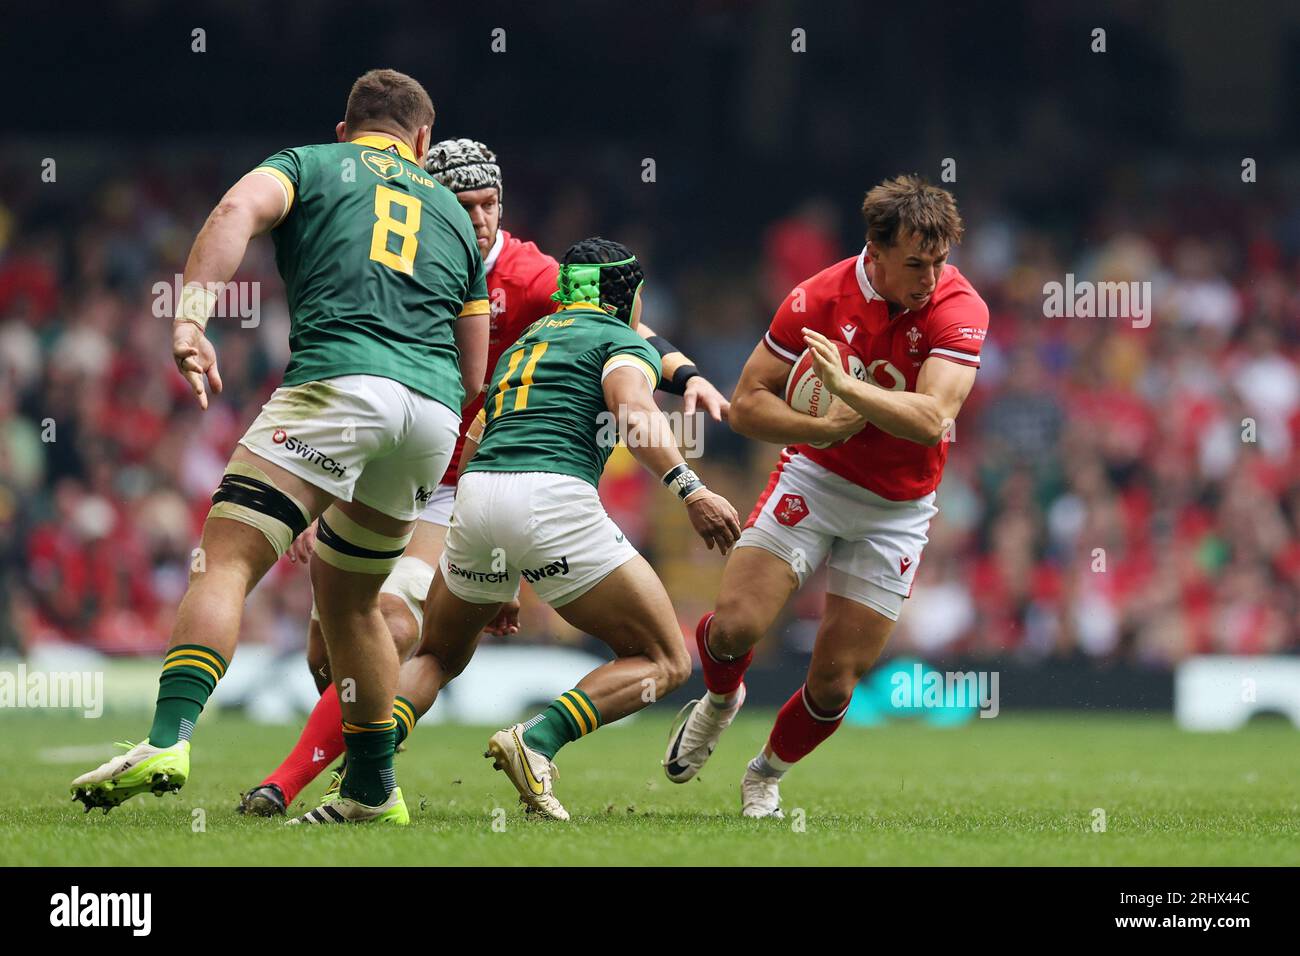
[262,684,345,803]
[695,612,845,769]
[768,684,848,765]
[695,612,753,696]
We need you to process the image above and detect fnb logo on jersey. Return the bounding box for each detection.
[522,556,570,584]
[774,493,809,527]
[270,430,346,478]
[360,149,436,188]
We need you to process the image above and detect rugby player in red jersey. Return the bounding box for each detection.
[239,139,729,815]
[663,175,989,817]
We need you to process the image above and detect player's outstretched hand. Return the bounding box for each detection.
[685,490,742,555]
[173,322,223,410]
[286,519,317,565]
[801,327,850,397]
[683,375,731,422]
[483,599,521,637]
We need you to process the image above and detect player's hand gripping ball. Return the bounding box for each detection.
[785,332,866,447]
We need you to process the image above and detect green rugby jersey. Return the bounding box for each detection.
[252,134,488,411]
[465,303,662,488]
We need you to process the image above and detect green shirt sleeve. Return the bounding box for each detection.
[250,148,302,227]
[459,251,490,318]
[602,328,662,391]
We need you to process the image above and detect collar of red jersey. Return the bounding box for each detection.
[351,134,417,162]
[855,246,886,303]
[484,228,506,274]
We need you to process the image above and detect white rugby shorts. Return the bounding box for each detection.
[238,374,460,522]
[416,482,456,527]
[439,471,638,607]
[737,450,938,621]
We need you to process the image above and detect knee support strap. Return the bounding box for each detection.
[379,556,435,636]
[313,504,413,575]
[209,461,311,557]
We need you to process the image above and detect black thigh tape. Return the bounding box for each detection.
[315,516,406,561]
[211,473,310,539]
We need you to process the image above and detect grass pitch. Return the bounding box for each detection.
[2,711,1297,866]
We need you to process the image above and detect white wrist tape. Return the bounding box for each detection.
[662,462,706,502]
[176,283,218,331]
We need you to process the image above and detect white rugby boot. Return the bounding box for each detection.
[662,684,747,783]
[485,723,570,821]
[740,764,785,819]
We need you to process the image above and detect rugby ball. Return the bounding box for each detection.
[784,341,866,448]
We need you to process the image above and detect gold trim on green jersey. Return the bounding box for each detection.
[250,166,295,226]
[351,134,417,161]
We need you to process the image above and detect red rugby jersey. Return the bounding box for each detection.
[761,249,989,500]
[441,229,559,486]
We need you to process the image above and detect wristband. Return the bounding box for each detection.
[665,366,707,395]
[646,334,676,357]
[647,332,699,396]
[662,462,705,501]
[176,283,218,331]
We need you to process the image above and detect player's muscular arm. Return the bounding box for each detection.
[639,322,730,422]
[182,173,288,288]
[803,328,975,447]
[602,366,695,480]
[454,313,489,409]
[172,173,287,410]
[728,342,865,446]
[602,366,741,554]
[638,323,690,379]
[639,321,699,385]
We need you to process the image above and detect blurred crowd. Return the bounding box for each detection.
[0,153,1296,668]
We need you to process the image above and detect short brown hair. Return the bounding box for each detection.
[344,69,435,137]
[861,174,964,253]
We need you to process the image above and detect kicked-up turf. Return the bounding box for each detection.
[1,711,1297,866]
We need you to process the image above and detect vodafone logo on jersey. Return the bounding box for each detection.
[272,429,287,444]
[774,493,809,527]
